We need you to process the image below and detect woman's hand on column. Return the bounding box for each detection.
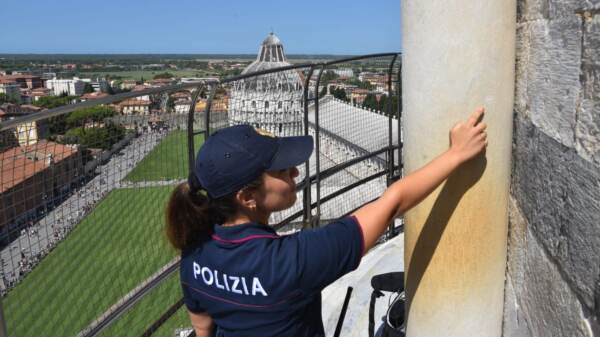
[448,107,488,164]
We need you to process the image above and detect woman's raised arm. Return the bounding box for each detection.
[352,107,487,252]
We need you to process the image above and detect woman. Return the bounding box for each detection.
[166,108,487,337]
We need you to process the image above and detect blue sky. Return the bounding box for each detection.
[1,0,401,55]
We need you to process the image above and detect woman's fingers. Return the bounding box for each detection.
[467,107,485,126]
[475,122,487,132]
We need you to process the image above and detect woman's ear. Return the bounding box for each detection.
[235,188,257,210]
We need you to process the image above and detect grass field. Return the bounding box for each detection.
[4,186,180,337]
[99,273,191,337]
[125,131,204,182]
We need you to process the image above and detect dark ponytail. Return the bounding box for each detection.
[165,177,263,251]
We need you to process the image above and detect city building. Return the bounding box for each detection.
[80,78,109,93]
[15,120,47,146]
[30,88,52,102]
[131,85,151,101]
[45,78,86,96]
[0,141,82,232]
[120,80,137,90]
[118,98,151,115]
[20,89,33,105]
[0,75,44,89]
[0,104,46,146]
[331,68,354,78]
[171,92,192,114]
[0,80,22,103]
[228,32,304,136]
[41,72,57,80]
[350,88,370,105]
[0,103,20,117]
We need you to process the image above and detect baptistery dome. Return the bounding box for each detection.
[229,33,304,136]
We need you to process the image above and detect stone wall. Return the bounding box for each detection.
[503,0,600,336]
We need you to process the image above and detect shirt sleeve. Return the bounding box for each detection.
[294,215,365,293]
[181,282,206,313]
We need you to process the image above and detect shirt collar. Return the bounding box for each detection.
[212,222,279,244]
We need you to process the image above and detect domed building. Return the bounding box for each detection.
[228,33,304,136]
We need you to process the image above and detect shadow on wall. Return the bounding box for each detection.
[405,153,487,322]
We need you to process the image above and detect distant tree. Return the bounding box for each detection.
[379,94,387,113]
[362,93,378,111]
[0,93,18,104]
[332,87,348,102]
[66,106,117,129]
[215,87,228,96]
[48,116,69,135]
[166,97,175,112]
[319,86,328,98]
[230,68,242,76]
[153,72,174,79]
[34,95,78,109]
[83,83,94,94]
[390,95,400,117]
[64,122,126,150]
[348,78,374,90]
[321,71,339,83]
[33,95,80,135]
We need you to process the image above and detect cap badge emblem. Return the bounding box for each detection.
[254,128,275,138]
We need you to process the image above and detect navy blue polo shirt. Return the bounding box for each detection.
[179,216,364,337]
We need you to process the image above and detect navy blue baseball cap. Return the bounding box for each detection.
[192,125,314,198]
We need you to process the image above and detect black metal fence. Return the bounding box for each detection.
[0,53,401,336]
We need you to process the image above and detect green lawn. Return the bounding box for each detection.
[99,272,191,337]
[125,131,204,182]
[4,186,180,337]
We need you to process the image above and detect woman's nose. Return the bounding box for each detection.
[290,167,299,178]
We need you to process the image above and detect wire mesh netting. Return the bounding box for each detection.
[0,53,401,337]
[0,84,209,336]
[305,56,402,224]
[207,55,401,231]
[149,55,402,333]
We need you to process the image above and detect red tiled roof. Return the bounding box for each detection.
[171,92,190,99]
[0,75,41,80]
[0,141,78,193]
[31,88,51,97]
[119,98,151,106]
[19,105,42,112]
[81,92,109,100]
[132,85,149,92]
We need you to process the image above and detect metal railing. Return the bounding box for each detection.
[0,52,401,336]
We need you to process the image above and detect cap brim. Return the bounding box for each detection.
[267,135,314,171]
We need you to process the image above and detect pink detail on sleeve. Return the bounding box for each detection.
[211,234,280,244]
